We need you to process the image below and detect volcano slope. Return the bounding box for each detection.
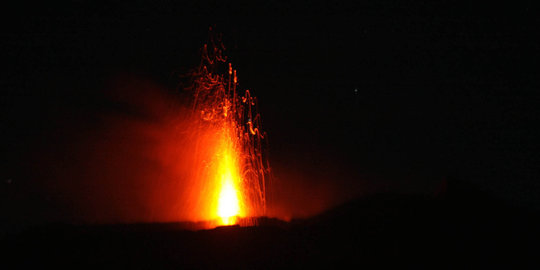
[3,179,538,269]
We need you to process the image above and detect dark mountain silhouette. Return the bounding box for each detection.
[3,178,538,269]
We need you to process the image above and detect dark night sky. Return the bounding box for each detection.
[2,1,539,226]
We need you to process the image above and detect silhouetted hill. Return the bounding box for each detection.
[3,179,538,268]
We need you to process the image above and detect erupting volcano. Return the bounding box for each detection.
[185,33,269,227]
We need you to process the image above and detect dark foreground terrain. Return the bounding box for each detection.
[3,180,539,269]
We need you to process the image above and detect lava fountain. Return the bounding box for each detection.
[185,33,269,226]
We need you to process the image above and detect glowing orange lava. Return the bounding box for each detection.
[215,125,243,225]
[186,32,269,227]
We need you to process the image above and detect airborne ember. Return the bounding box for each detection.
[185,33,270,226]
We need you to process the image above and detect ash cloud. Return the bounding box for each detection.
[2,74,344,228]
[1,73,444,231]
[3,75,196,227]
